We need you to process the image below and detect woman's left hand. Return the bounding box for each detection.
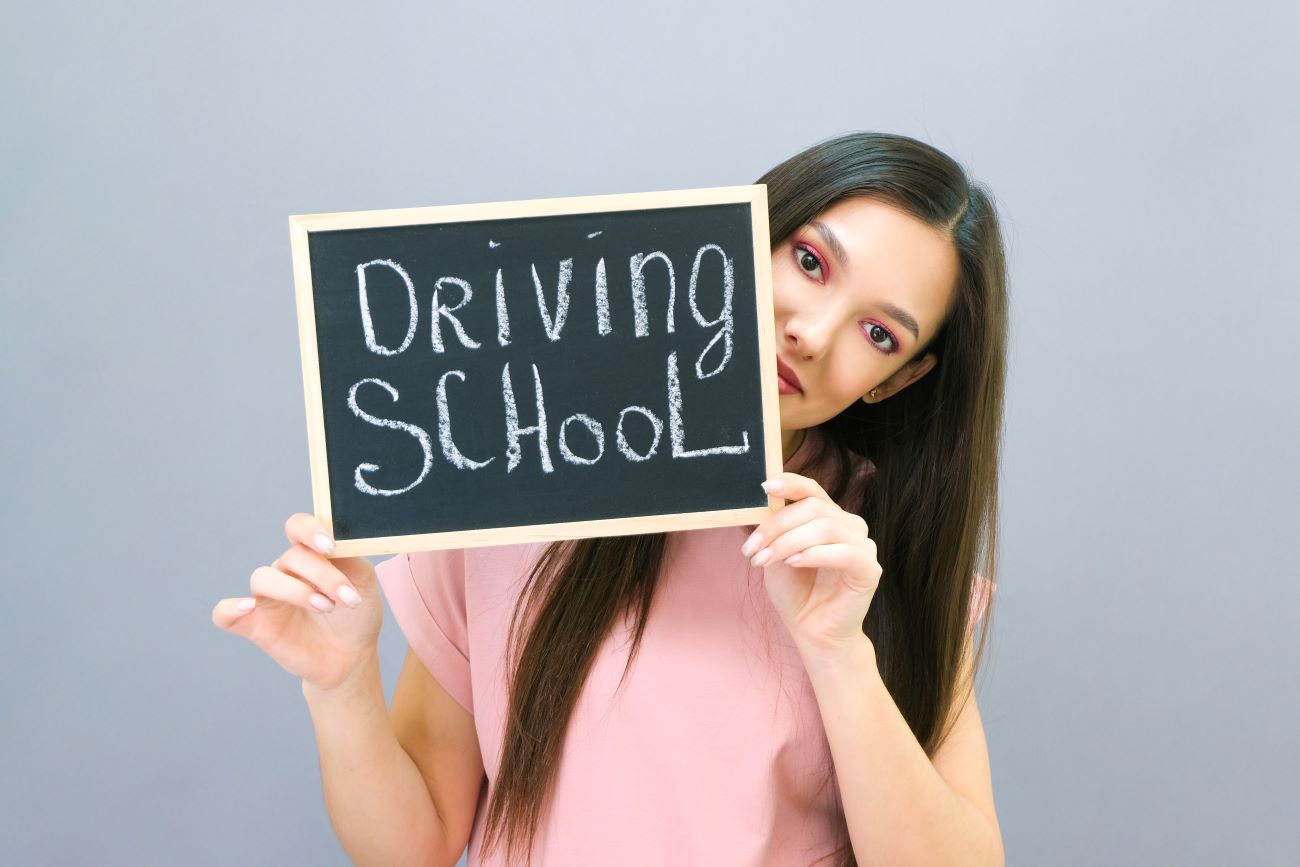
[745,472,883,656]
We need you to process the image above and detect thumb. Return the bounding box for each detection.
[212,597,260,636]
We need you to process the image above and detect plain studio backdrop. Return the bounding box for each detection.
[2,2,1296,865]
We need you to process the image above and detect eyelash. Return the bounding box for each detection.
[792,241,900,355]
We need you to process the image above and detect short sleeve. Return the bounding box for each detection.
[967,571,997,633]
[375,549,474,715]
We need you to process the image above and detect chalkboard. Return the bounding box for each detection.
[288,185,782,557]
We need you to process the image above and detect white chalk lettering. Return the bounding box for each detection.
[630,251,677,337]
[501,361,554,473]
[354,243,734,354]
[343,236,754,494]
[558,413,605,465]
[531,258,574,342]
[594,257,611,336]
[435,370,494,470]
[494,268,511,347]
[688,243,735,378]
[348,378,433,494]
[430,277,482,354]
[666,350,749,457]
[357,259,417,356]
[616,405,663,461]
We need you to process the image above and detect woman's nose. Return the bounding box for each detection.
[783,312,833,359]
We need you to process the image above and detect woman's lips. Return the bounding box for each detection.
[776,357,803,394]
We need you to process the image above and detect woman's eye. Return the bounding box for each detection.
[863,322,899,354]
[794,243,824,280]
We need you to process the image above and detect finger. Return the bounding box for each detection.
[780,543,881,590]
[285,512,336,557]
[275,543,365,609]
[749,515,841,567]
[742,496,836,558]
[761,471,831,503]
[212,596,259,631]
[757,516,876,571]
[250,564,338,614]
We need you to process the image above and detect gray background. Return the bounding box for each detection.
[3,1,1296,865]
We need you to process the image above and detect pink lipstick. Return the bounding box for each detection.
[776,357,802,394]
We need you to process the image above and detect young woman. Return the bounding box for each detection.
[214,131,1008,867]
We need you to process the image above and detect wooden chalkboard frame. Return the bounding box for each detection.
[288,184,782,558]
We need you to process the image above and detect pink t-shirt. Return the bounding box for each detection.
[376,426,995,866]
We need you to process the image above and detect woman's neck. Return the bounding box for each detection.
[782,428,807,463]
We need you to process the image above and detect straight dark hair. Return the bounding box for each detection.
[479,131,1008,867]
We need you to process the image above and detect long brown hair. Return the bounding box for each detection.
[479,131,1009,867]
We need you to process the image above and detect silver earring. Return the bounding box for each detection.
[869,389,879,398]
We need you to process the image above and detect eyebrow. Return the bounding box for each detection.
[809,219,922,342]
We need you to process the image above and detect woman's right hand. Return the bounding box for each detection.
[212,513,383,692]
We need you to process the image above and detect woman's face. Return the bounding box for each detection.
[771,196,960,432]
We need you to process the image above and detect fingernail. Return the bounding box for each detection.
[761,479,784,493]
[741,533,763,557]
[313,532,335,555]
[784,553,803,566]
[235,598,256,613]
[338,585,362,608]
[751,548,773,567]
[309,593,335,613]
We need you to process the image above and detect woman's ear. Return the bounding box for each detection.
[862,352,939,403]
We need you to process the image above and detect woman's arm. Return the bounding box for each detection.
[800,634,1004,867]
[745,472,1003,864]
[301,651,453,867]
